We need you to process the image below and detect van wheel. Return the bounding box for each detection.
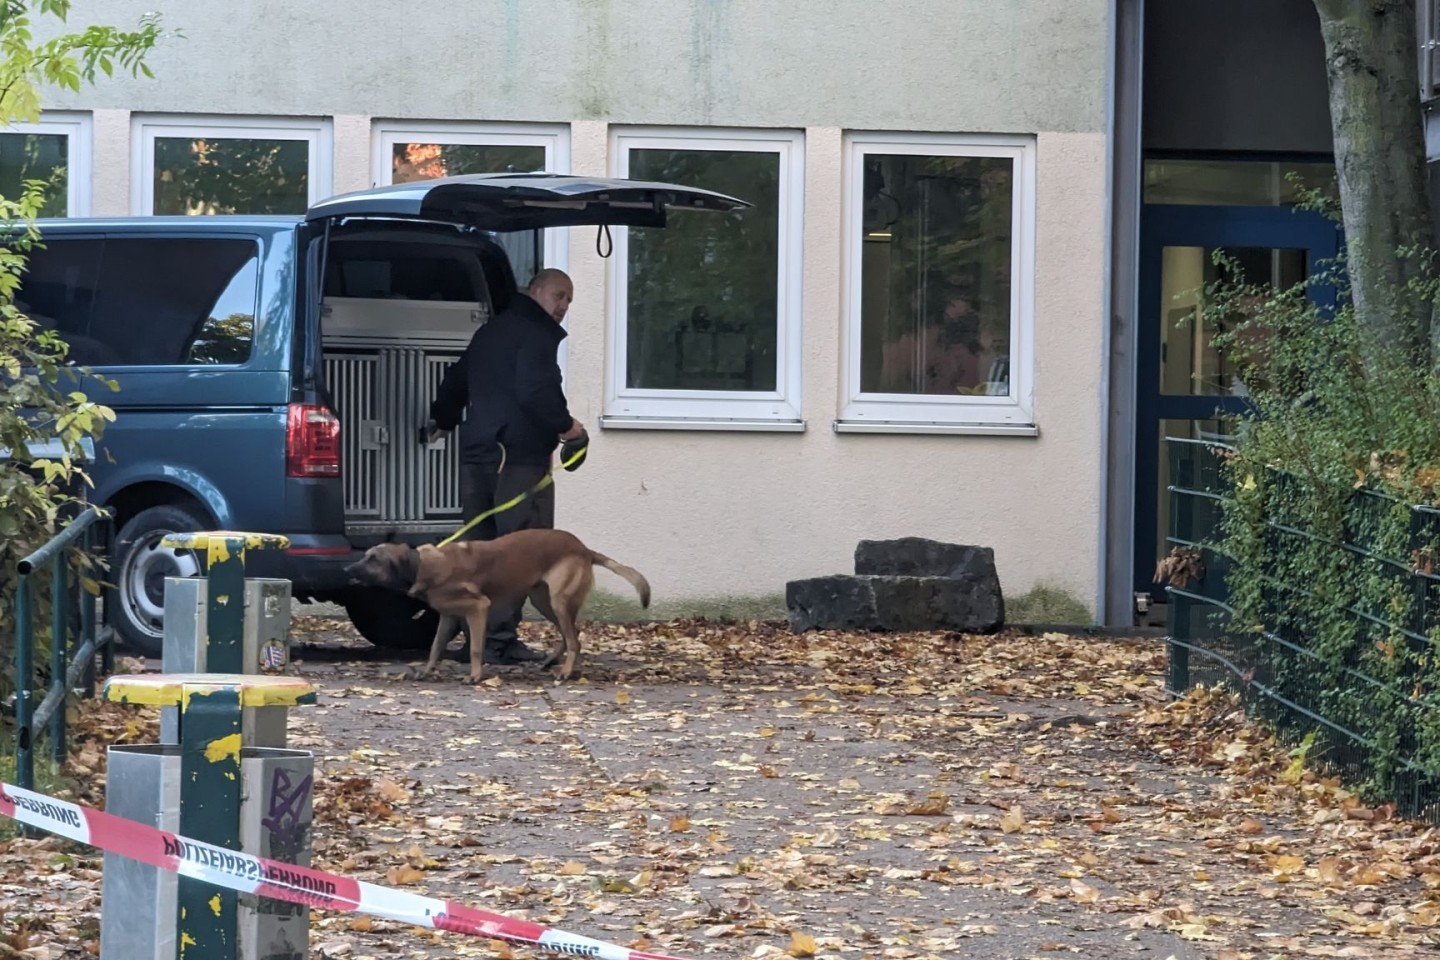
[110,503,207,658]
[341,591,443,651]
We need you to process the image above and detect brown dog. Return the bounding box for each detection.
[343,528,650,683]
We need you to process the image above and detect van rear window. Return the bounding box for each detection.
[330,254,477,302]
[17,236,260,366]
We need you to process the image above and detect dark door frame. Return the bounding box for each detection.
[1132,201,1340,601]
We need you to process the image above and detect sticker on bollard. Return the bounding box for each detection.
[1,780,696,960]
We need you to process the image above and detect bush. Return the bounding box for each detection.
[1199,189,1440,792]
[0,3,164,713]
[0,183,116,705]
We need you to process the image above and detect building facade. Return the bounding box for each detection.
[8,0,1425,626]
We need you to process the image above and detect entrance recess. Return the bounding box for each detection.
[1134,202,1339,603]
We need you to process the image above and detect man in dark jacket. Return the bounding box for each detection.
[428,267,586,663]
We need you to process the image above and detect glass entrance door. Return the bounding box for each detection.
[1133,203,1339,603]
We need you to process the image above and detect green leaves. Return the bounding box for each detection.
[0,3,165,121]
[1199,225,1440,804]
[0,0,162,704]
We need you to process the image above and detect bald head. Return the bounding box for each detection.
[527,268,574,323]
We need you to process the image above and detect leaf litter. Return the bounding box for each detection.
[0,622,1436,959]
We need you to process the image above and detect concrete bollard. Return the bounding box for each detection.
[98,674,317,960]
[98,529,312,960]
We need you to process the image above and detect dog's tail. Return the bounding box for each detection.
[590,552,651,608]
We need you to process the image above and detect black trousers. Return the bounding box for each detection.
[458,459,556,646]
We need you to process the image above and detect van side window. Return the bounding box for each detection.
[86,237,260,366]
[189,253,260,364]
[14,238,105,362]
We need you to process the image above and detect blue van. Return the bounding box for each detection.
[18,174,745,655]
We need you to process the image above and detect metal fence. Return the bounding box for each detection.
[10,506,115,792]
[1164,437,1440,822]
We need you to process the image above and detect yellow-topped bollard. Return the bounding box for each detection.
[160,531,293,552]
[99,673,317,960]
[156,531,294,750]
[103,672,317,709]
[159,532,290,676]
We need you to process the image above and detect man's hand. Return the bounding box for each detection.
[559,418,585,442]
[560,424,589,472]
[422,419,451,445]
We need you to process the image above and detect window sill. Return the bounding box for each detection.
[600,416,807,433]
[832,419,1039,437]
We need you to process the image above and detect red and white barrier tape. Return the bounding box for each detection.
[1,780,698,960]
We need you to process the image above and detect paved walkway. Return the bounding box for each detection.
[273,616,1439,960]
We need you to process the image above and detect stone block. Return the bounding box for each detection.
[784,574,1003,634]
[854,537,998,581]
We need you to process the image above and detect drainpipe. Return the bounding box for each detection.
[1095,0,1121,626]
[1098,0,1146,628]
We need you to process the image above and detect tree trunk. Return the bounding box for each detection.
[1313,0,1437,366]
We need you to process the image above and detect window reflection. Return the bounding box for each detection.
[858,153,1014,398]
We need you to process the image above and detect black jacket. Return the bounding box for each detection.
[430,292,572,466]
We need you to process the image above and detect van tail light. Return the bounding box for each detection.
[286,403,341,478]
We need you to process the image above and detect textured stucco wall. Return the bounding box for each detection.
[28,0,1113,616]
[556,127,1108,610]
[40,0,1109,134]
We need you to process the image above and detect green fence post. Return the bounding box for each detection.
[81,524,98,697]
[50,549,69,765]
[1165,437,1192,695]
[14,573,34,794]
[99,516,115,678]
[1403,507,1430,818]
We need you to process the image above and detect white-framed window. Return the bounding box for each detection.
[0,112,92,217]
[131,114,333,216]
[370,120,571,287]
[372,120,572,379]
[605,126,805,429]
[838,132,1036,434]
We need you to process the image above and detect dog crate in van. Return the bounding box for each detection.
[319,238,491,536]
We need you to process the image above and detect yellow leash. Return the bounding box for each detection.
[436,441,589,548]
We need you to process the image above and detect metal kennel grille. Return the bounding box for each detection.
[324,351,380,519]
[324,346,465,533]
[423,355,463,517]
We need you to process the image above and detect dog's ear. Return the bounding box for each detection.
[383,527,399,544]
